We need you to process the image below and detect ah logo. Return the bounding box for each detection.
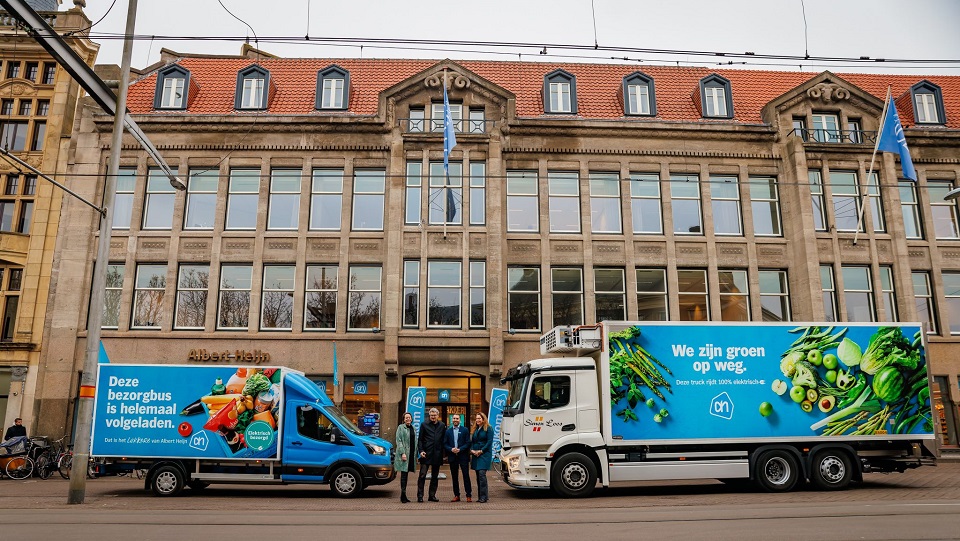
[189,431,209,452]
[353,381,368,394]
[438,389,450,402]
[710,392,735,420]
[409,389,425,407]
[492,394,506,409]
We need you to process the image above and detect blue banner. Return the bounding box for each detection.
[488,388,509,463]
[606,323,931,442]
[92,365,283,460]
[406,386,427,434]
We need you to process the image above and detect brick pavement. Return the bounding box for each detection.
[0,462,957,512]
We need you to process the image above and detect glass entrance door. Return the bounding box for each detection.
[402,369,484,428]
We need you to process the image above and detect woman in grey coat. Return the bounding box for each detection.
[394,412,418,503]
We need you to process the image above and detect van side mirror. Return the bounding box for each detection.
[330,426,344,444]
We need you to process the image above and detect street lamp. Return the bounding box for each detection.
[945,186,960,201]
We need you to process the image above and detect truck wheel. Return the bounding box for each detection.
[150,465,184,497]
[754,449,800,492]
[810,449,852,490]
[329,467,363,497]
[551,452,597,498]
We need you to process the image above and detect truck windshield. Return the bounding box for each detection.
[506,376,527,411]
[324,406,366,436]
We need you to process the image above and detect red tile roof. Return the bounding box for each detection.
[125,56,960,129]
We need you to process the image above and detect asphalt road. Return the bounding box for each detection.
[2,462,960,540]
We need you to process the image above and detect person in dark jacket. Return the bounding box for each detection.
[470,412,494,503]
[3,418,25,441]
[444,415,472,502]
[394,412,418,503]
[417,407,446,502]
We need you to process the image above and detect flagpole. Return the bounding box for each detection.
[443,70,449,238]
[852,86,891,246]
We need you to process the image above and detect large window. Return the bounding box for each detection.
[310,169,343,230]
[750,177,782,236]
[261,265,295,330]
[929,181,960,239]
[218,265,252,330]
[405,163,421,225]
[0,267,20,342]
[759,270,790,322]
[305,265,337,331]
[912,272,937,334]
[700,75,732,118]
[469,162,486,226]
[842,266,875,322]
[236,66,268,110]
[184,169,217,230]
[470,261,486,328]
[348,266,381,330]
[431,102,462,132]
[830,171,861,232]
[636,268,668,321]
[268,169,301,230]
[316,66,349,110]
[352,170,385,231]
[42,63,55,85]
[809,170,827,231]
[1,173,36,234]
[429,162,461,225]
[879,266,897,322]
[590,172,622,234]
[0,120,27,151]
[718,269,749,321]
[943,273,960,335]
[551,268,583,327]
[508,267,540,331]
[677,269,708,321]
[820,265,838,323]
[226,169,260,230]
[623,72,655,116]
[630,173,662,234]
[911,81,945,125]
[711,176,741,236]
[548,172,580,233]
[671,174,702,234]
[507,171,539,232]
[175,265,209,330]
[812,113,840,143]
[143,169,176,229]
[427,261,461,328]
[402,260,420,328]
[154,66,189,110]
[595,268,625,322]
[900,181,922,239]
[544,69,577,114]
[102,264,124,329]
[132,264,167,329]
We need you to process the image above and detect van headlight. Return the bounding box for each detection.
[364,443,387,456]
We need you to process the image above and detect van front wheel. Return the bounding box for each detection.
[329,467,363,497]
[551,452,597,498]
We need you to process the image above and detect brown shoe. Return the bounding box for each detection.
[450,496,460,502]
[466,496,472,502]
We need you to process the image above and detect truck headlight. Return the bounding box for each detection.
[507,456,521,473]
[364,443,387,456]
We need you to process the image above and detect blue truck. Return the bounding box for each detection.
[91,364,394,496]
[501,322,936,497]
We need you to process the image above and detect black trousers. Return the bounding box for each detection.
[449,459,471,497]
[399,471,410,496]
[417,461,440,500]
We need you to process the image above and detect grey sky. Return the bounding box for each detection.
[75,0,960,74]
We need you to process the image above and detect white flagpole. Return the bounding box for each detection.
[443,69,448,238]
[852,86,891,246]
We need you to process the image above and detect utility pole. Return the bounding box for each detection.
[67,0,137,504]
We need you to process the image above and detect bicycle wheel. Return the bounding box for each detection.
[35,454,53,479]
[6,456,34,480]
[58,454,73,480]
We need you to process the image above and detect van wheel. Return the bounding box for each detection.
[551,452,597,498]
[754,449,800,492]
[329,467,363,497]
[810,449,852,490]
[151,465,184,497]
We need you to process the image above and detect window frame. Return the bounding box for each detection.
[670,174,703,235]
[710,175,742,236]
[677,269,709,321]
[809,169,827,231]
[879,265,898,322]
[402,260,420,328]
[153,65,190,110]
[749,176,783,237]
[543,69,578,114]
[351,169,386,231]
[595,268,626,322]
[142,168,176,230]
[718,269,750,321]
[829,170,862,233]
[132,264,167,330]
[183,169,218,230]
[234,65,270,110]
[700,74,733,119]
[812,112,841,143]
[427,260,462,329]
[944,273,960,335]
[405,162,422,226]
[347,265,382,331]
[820,265,838,323]
[304,264,338,331]
[929,181,960,240]
[910,80,946,125]
[630,173,663,234]
[841,265,876,322]
[102,263,125,329]
[899,181,923,239]
[260,265,296,331]
[112,168,137,230]
[310,168,343,231]
[174,264,209,330]
[469,162,486,226]
[507,266,541,332]
[217,264,253,331]
[469,261,486,328]
[506,170,539,233]
[315,65,350,110]
[548,171,580,233]
[225,169,260,231]
[758,269,791,322]
[623,71,656,116]
[636,268,668,321]
[267,169,302,231]
[551,267,584,328]
[590,172,622,234]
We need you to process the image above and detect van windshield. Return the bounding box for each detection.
[324,406,366,436]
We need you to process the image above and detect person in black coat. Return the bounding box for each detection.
[417,407,446,502]
[3,418,25,441]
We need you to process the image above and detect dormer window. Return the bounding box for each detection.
[910,80,945,125]
[153,65,190,110]
[543,69,577,114]
[700,74,733,119]
[316,65,350,110]
[235,65,270,110]
[623,72,656,116]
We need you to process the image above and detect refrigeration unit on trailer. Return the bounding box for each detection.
[499,322,936,497]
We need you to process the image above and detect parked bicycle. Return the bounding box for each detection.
[0,436,35,480]
[33,436,69,480]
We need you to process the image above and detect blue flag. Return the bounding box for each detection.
[443,84,458,222]
[876,101,917,181]
[332,341,339,387]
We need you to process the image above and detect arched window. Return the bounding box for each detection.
[622,71,656,116]
[316,65,350,110]
[153,65,190,110]
[910,80,945,125]
[543,69,577,114]
[699,74,733,119]
[235,65,270,110]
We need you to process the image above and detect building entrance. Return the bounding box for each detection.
[402,370,484,429]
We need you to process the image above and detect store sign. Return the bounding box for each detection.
[353,381,368,395]
[316,380,327,393]
[488,388,509,463]
[438,389,451,402]
[406,386,427,433]
[187,349,272,364]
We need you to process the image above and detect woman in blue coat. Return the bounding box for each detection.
[469,411,493,503]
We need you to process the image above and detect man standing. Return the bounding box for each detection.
[417,407,446,502]
[3,418,26,441]
[444,414,472,502]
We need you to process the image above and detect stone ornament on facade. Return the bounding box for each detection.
[806,83,851,103]
[11,366,27,381]
[424,70,470,91]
